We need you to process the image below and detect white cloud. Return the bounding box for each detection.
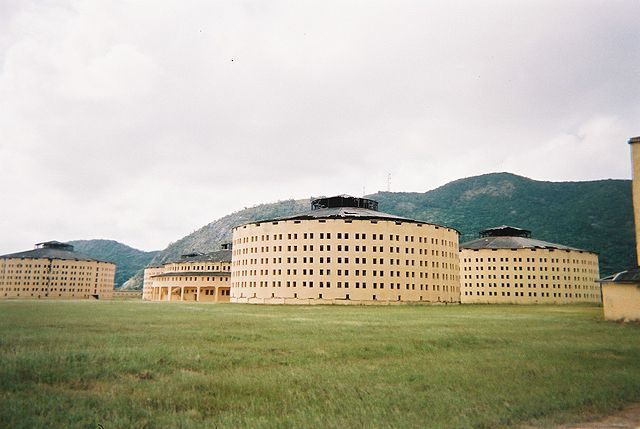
[0,0,638,254]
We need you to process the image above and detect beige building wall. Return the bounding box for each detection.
[629,137,640,266]
[142,266,164,300]
[460,248,600,304]
[630,136,640,265]
[599,136,640,321]
[231,218,460,304]
[602,283,640,321]
[0,257,115,299]
[144,259,231,303]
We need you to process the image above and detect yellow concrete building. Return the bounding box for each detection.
[600,136,640,321]
[231,195,460,304]
[143,248,231,302]
[460,226,600,304]
[0,241,115,299]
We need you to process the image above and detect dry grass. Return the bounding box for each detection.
[0,301,639,428]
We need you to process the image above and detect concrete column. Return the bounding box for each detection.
[214,287,219,302]
[630,136,640,265]
[196,286,200,302]
[167,286,171,301]
[180,286,184,301]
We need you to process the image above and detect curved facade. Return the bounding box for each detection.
[143,249,232,302]
[0,241,115,299]
[231,196,460,304]
[460,226,600,304]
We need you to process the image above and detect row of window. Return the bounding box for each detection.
[1,263,113,270]
[238,256,458,268]
[153,276,230,282]
[462,282,598,289]
[464,265,597,273]
[463,274,597,281]
[235,245,457,259]
[464,291,598,299]
[463,257,596,264]
[165,264,230,272]
[236,292,454,302]
[0,281,108,287]
[233,280,458,292]
[1,287,96,293]
[237,231,455,246]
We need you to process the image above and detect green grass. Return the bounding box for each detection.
[0,301,639,429]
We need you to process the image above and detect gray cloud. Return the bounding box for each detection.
[1,0,639,253]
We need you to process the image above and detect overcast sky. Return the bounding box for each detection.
[1,0,639,254]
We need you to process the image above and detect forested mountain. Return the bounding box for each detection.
[121,173,634,289]
[67,240,159,288]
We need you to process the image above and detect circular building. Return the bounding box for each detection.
[0,241,115,299]
[230,195,460,304]
[143,247,232,302]
[460,226,600,304]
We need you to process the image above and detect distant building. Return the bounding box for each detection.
[0,241,115,299]
[460,226,600,304]
[230,195,461,304]
[600,136,640,321]
[142,247,231,302]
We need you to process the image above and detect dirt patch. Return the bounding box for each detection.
[565,403,640,429]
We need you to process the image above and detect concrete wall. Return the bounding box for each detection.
[631,138,640,264]
[602,283,640,321]
[460,247,600,304]
[113,290,143,299]
[231,218,460,304]
[143,266,164,300]
[0,257,115,299]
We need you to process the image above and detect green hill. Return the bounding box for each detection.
[369,173,634,275]
[68,240,159,289]
[122,173,634,289]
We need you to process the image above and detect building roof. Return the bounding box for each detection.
[237,195,458,232]
[479,225,531,238]
[0,241,111,263]
[311,195,379,211]
[461,226,594,253]
[153,249,232,267]
[151,271,231,278]
[600,267,640,284]
[461,236,590,252]
[177,249,232,263]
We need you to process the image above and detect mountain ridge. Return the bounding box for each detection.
[68,239,159,289]
[121,172,634,289]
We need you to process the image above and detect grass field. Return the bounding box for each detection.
[0,301,639,429]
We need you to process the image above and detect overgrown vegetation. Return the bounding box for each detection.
[68,240,159,288]
[1,301,639,428]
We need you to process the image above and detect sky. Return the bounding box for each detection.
[1,0,639,254]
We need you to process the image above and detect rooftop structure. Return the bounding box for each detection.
[311,195,379,211]
[247,195,456,230]
[463,227,589,252]
[460,226,600,305]
[479,225,531,238]
[175,249,232,263]
[231,195,460,305]
[0,241,115,300]
[0,240,108,262]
